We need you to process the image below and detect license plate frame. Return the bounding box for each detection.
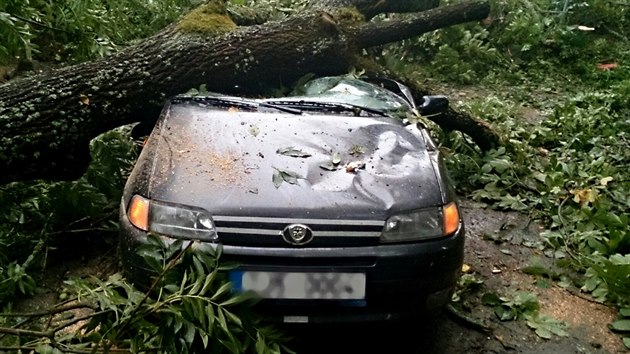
[229,270,366,300]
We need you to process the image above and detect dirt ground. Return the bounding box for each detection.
[13,199,627,354]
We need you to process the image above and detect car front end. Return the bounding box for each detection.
[119,78,464,323]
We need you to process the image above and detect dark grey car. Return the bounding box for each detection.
[119,76,464,323]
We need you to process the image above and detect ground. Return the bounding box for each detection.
[6,67,625,353]
[14,199,626,354]
[282,199,626,354]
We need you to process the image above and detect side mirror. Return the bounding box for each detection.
[418,95,449,116]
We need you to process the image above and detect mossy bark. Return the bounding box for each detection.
[0,0,493,184]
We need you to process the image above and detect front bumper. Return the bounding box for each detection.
[119,206,464,323]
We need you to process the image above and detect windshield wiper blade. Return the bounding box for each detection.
[258,102,302,115]
[174,96,303,114]
[175,95,258,109]
[264,100,389,117]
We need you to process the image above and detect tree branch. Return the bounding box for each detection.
[0,302,97,318]
[0,0,497,183]
[355,0,491,48]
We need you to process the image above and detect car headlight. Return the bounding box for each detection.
[380,202,460,243]
[127,195,217,241]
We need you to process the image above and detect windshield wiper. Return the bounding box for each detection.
[173,96,302,114]
[174,95,258,109]
[257,102,302,115]
[263,100,389,117]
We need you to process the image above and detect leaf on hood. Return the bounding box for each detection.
[331,151,342,165]
[272,170,284,188]
[320,162,338,171]
[276,147,311,158]
[248,125,260,137]
[272,168,302,188]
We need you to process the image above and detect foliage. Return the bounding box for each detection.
[610,308,630,350]
[0,127,138,307]
[0,0,197,64]
[451,272,483,303]
[481,291,568,339]
[380,0,630,84]
[0,235,290,353]
[438,85,630,309]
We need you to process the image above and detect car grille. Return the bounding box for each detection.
[213,216,384,247]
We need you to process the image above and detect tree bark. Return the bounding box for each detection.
[0,0,493,184]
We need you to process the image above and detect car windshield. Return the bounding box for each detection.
[175,76,414,118]
[264,76,413,116]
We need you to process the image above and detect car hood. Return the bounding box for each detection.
[146,103,444,220]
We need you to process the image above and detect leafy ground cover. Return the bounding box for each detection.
[0,0,629,352]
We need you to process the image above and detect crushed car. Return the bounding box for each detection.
[119,75,464,323]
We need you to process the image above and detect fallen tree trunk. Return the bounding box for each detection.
[0,0,494,184]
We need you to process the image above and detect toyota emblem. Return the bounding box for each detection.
[281,224,314,245]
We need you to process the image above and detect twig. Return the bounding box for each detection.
[0,345,134,353]
[51,310,110,333]
[0,302,96,318]
[445,304,494,334]
[602,25,628,42]
[9,13,70,33]
[21,212,53,269]
[0,326,51,338]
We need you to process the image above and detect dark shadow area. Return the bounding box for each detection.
[278,310,494,354]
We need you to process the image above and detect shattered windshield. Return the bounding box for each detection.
[269,76,414,116]
[176,76,415,118]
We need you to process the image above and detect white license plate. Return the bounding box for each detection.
[230,271,366,300]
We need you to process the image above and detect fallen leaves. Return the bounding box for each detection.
[272,168,301,188]
[276,147,311,158]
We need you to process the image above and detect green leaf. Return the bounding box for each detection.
[481,292,502,306]
[200,271,217,295]
[217,307,228,332]
[201,333,210,349]
[526,314,568,339]
[272,170,283,188]
[610,254,630,266]
[211,282,233,301]
[619,308,630,317]
[272,168,301,188]
[184,322,196,345]
[495,305,515,321]
[220,291,258,307]
[206,304,215,335]
[276,147,311,158]
[255,332,267,354]
[610,320,630,332]
[280,170,299,185]
[623,337,630,350]
[223,308,243,327]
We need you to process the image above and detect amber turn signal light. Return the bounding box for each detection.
[128,195,150,231]
[443,202,460,235]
